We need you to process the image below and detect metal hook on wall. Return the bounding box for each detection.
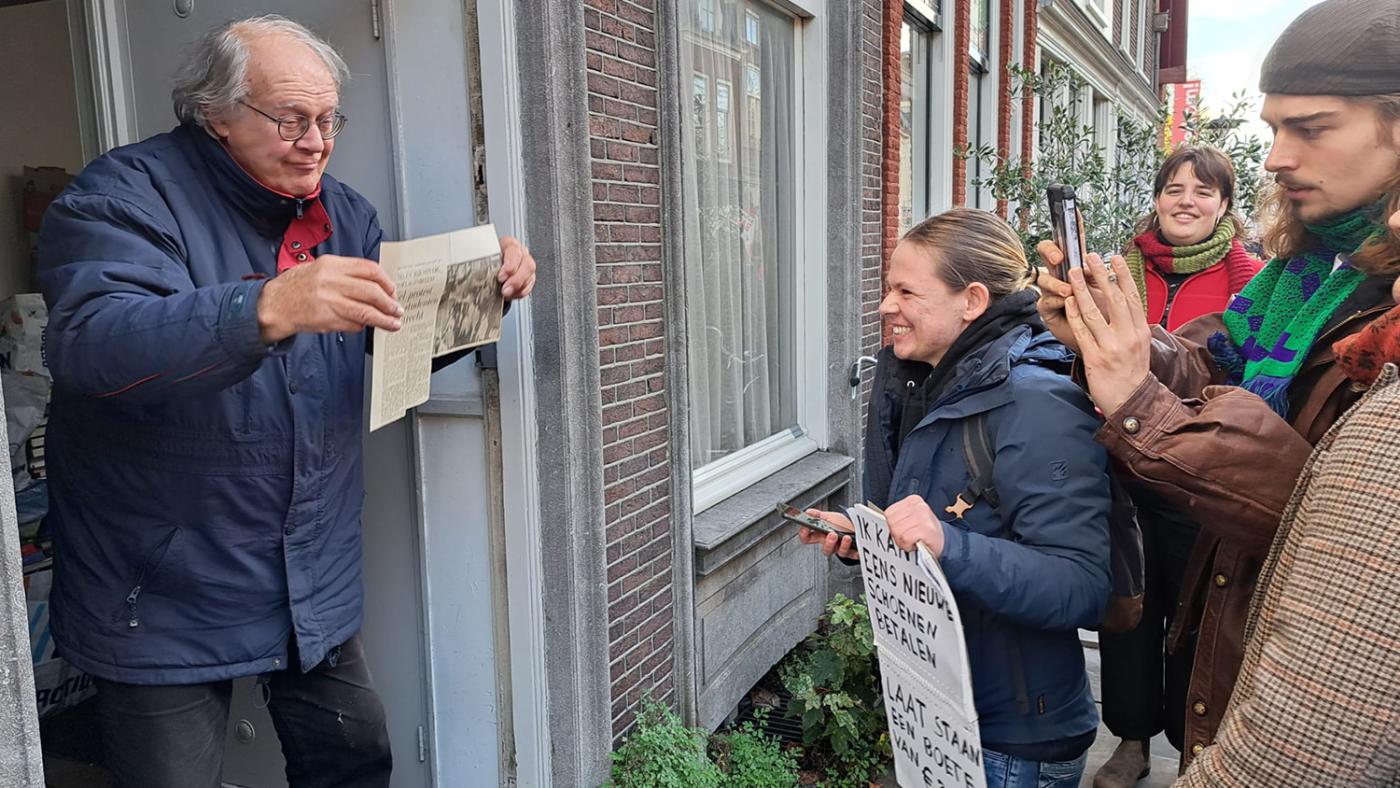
[848,355,878,400]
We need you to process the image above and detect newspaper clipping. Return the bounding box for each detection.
[369,225,504,431]
[848,503,986,788]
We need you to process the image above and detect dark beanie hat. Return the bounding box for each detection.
[1260,0,1400,95]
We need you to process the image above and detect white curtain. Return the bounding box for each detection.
[680,1,797,469]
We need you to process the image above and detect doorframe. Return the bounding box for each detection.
[475,2,552,785]
[70,0,137,154]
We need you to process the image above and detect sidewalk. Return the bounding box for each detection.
[1080,643,1179,788]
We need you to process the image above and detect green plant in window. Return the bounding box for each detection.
[778,593,889,786]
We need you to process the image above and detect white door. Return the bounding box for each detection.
[99,2,435,786]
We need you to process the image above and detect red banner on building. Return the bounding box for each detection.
[1162,81,1201,152]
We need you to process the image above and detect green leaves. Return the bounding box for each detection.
[777,593,890,786]
[608,697,800,788]
[962,63,1268,262]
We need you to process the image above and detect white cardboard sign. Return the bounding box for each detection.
[849,504,985,788]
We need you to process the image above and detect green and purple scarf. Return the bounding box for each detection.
[1208,208,1383,417]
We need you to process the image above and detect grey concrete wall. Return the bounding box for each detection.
[0,375,45,784]
[512,1,614,786]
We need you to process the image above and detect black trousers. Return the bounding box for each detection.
[1099,486,1200,751]
[93,633,392,788]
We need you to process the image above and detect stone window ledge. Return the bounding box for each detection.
[693,451,854,576]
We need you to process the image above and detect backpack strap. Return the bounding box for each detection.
[947,412,999,520]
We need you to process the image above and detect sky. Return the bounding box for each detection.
[1187,0,1324,140]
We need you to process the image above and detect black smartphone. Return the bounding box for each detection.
[777,503,853,539]
[1046,184,1087,281]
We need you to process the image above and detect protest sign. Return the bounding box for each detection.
[848,504,985,788]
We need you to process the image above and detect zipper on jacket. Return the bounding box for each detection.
[122,529,177,629]
[294,198,305,219]
[126,585,143,628]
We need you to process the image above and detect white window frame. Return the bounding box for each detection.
[745,9,761,45]
[900,17,934,230]
[1133,0,1148,70]
[1078,0,1112,37]
[699,0,718,33]
[691,0,828,512]
[1118,0,1132,55]
[692,73,710,157]
[714,78,732,162]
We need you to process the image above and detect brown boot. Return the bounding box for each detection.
[1093,739,1150,788]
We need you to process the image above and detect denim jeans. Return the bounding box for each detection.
[93,633,391,788]
[983,748,1088,788]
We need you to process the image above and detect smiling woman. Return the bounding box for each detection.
[801,208,1114,787]
[1121,145,1263,332]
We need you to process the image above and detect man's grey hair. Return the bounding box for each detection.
[171,15,350,130]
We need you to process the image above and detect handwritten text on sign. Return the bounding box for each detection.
[849,505,984,788]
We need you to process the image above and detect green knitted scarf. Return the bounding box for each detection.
[1124,220,1237,308]
[1209,208,1382,416]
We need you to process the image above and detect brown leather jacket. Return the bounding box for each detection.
[1094,276,1395,768]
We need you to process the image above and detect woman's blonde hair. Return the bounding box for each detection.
[1260,94,1400,275]
[901,208,1035,297]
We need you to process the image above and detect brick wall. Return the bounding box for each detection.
[1020,0,1038,225]
[951,0,971,206]
[994,0,1015,218]
[878,0,900,346]
[582,0,676,739]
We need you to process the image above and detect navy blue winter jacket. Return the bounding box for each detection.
[864,326,1111,749]
[38,124,382,683]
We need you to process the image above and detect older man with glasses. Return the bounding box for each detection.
[35,15,535,788]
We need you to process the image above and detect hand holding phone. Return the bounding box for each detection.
[1046,184,1087,281]
[779,504,859,560]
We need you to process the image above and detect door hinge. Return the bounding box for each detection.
[370,0,383,40]
[417,724,428,763]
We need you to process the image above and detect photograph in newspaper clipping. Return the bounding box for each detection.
[369,225,503,431]
[847,504,986,788]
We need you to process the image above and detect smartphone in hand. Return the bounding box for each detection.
[1046,184,1087,281]
[777,503,853,538]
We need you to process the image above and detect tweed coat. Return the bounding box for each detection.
[1174,363,1400,787]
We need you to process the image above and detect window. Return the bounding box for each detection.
[715,80,732,161]
[680,0,824,506]
[692,74,710,157]
[699,0,718,33]
[899,20,934,234]
[1078,0,1112,35]
[969,0,991,66]
[745,64,762,145]
[966,0,991,208]
[1134,0,1149,70]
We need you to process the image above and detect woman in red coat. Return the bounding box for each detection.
[1093,145,1264,788]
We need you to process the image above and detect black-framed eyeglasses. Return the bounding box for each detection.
[239,101,347,142]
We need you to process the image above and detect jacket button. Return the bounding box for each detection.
[284,524,295,536]
[1192,701,1207,716]
[296,252,308,262]
[1214,573,1229,588]
[289,380,298,394]
[291,241,302,250]
[1122,416,1141,434]
[1191,743,1204,756]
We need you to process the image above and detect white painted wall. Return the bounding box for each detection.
[0,0,85,300]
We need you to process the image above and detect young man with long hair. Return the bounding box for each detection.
[1037,0,1400,772]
